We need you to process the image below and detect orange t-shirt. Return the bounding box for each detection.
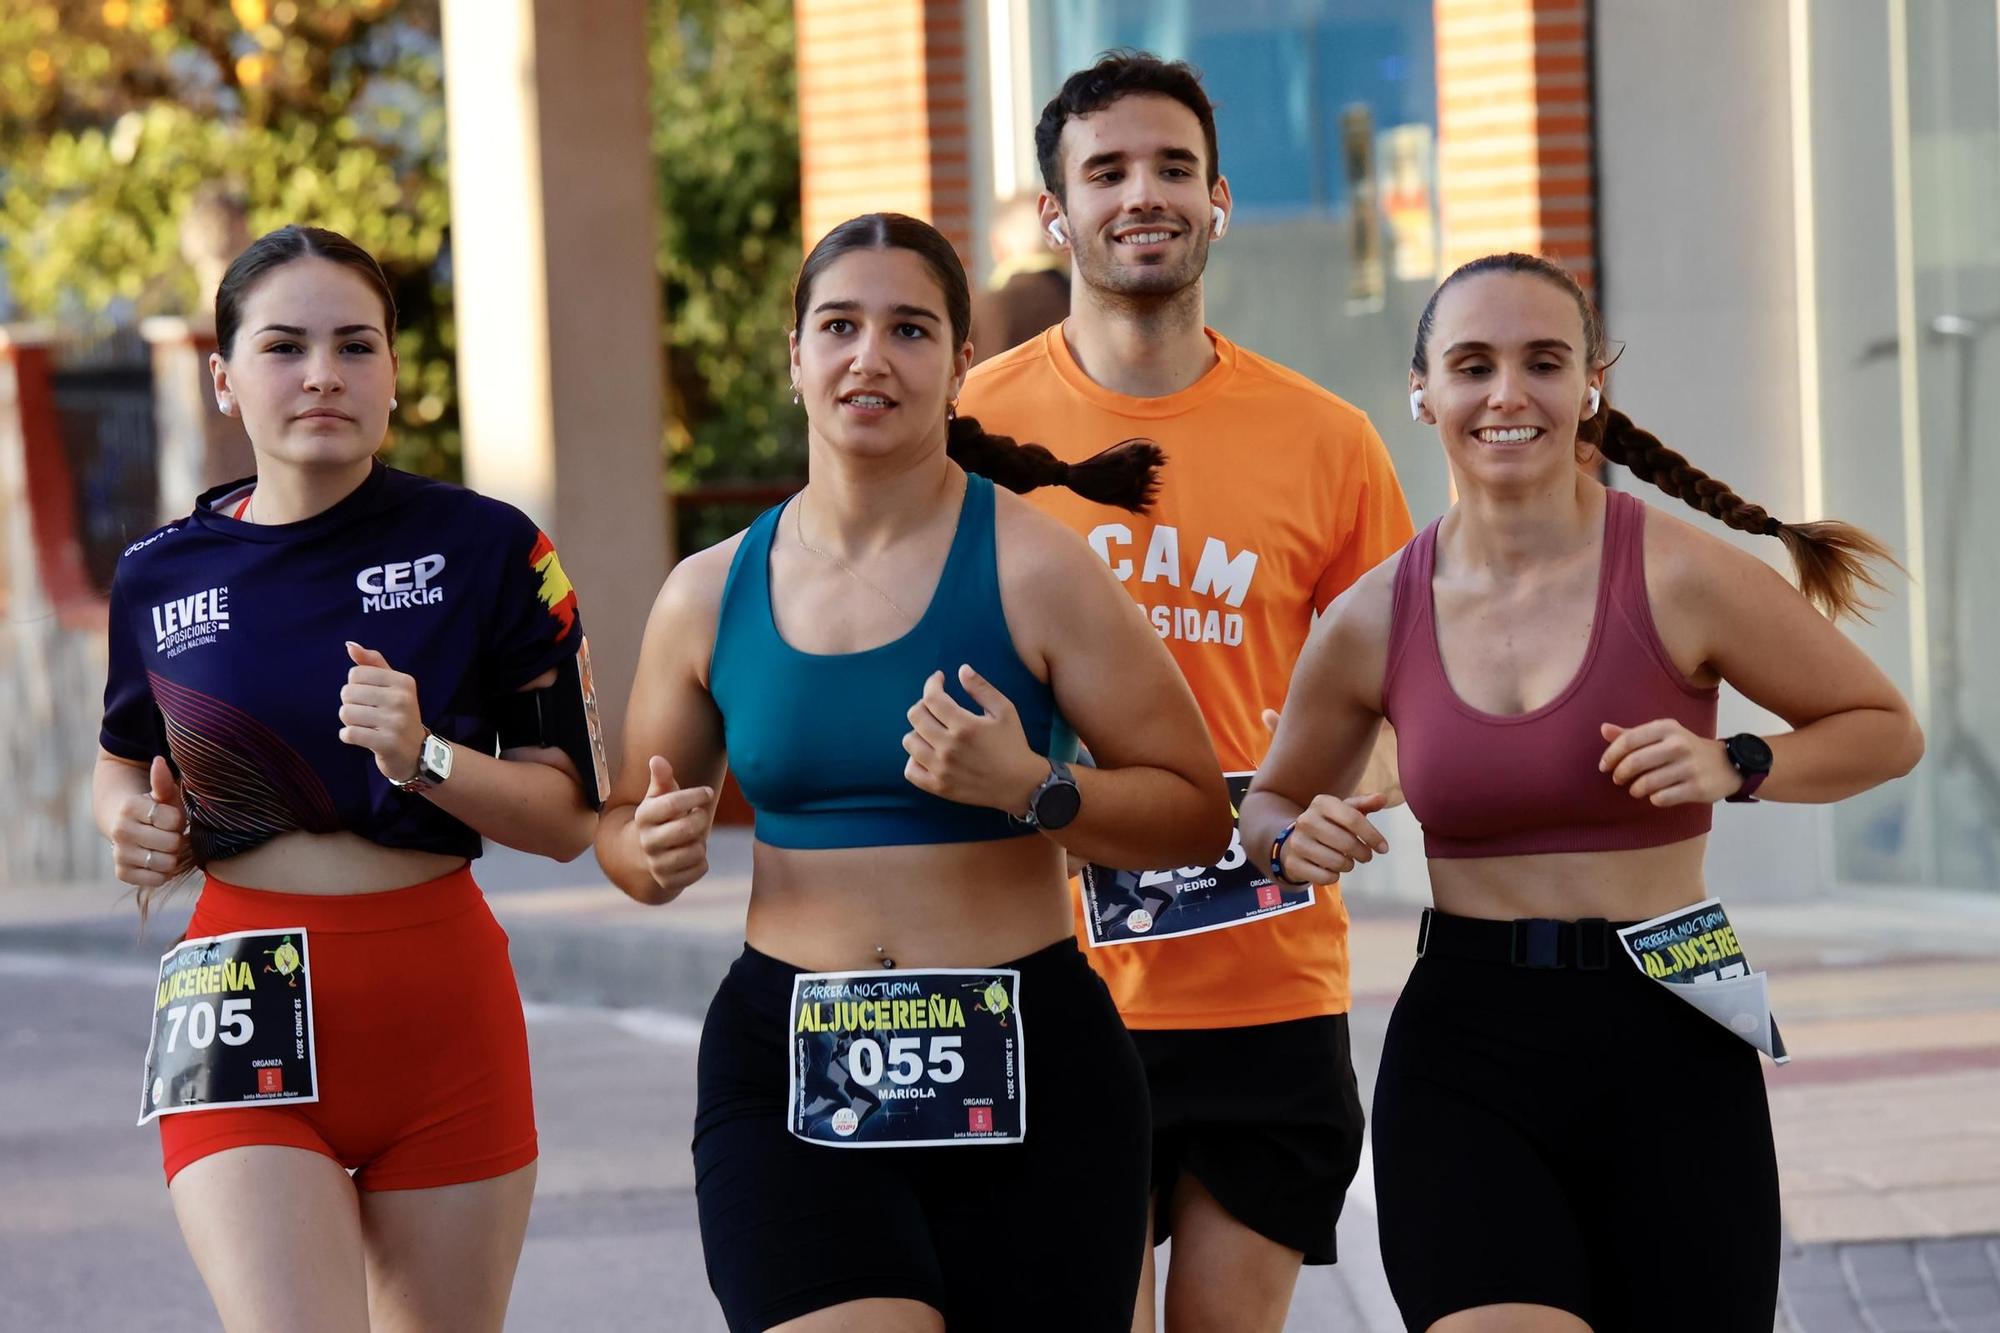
[959,325,1414,1029]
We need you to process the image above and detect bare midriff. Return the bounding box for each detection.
[1426,835,1710,923]
[744,834,1073,973]
[207,831,467,895]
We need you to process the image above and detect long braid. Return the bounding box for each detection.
[1588,403,1897,621]
[1591,408,1781,535]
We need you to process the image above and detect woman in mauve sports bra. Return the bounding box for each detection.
[595,214,1230,1333]
[1240,253,1923,1333]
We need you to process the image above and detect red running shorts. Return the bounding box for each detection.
[157,865,537,1191]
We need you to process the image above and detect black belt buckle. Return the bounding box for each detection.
[1416,908,1434,959]
[1576,917,1611,971]
[1510,918,1560,969]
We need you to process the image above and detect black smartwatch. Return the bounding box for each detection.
[1722,733,1772,803]
[1019,760,1081,831]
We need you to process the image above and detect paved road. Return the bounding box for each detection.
[8,949,1996,1331]
[0,953,1395,1331]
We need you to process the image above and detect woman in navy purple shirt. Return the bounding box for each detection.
[94,226,603,1332]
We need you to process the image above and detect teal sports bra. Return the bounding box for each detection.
[710,473,1078,850]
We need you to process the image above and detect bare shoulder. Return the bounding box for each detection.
[648,530,748,684]
[990,487,1137,674]
[655,531,744,616]
[1637,496,1792,615]
[1301,546,1405,710]
[1321,545,1404,644]
[991,486,1105,591]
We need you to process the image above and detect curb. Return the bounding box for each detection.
[1,898,742,1019]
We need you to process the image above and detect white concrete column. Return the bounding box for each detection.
[141,317,253,521]
[440,0,670,749]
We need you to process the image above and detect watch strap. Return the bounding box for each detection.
[1269,821,1307,886]
[1726,768,1768,803]
[394,730,446,793]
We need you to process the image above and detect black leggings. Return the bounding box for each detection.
[1372,947,1780,1331]
[692,938,1151,1332]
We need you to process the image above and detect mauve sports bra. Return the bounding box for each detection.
[1381,489,1719,859]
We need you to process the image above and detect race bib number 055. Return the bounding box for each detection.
[138,929,319,1126]
[1082,772,1312,946]
[788,968,1024,1147]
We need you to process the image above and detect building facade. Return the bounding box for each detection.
[793,0,1999,904]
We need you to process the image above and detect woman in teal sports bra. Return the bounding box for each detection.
[595,213,1232,1333]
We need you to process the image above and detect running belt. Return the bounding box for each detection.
[1382,489,1719,858]
[710,472,1077,850]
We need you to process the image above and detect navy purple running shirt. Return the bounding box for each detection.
[99,462,586,862]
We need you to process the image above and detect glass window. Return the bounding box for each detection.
[1026,0,1451,523]
[1807,0,2000,890]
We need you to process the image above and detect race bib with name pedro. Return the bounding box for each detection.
[788,968,1024,1147]
[138,929,320,1126]
[1082,772,1312,946]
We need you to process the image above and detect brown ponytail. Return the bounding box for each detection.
[1418,252,1902,624]
[1584,403,1896,622]
[948,414,1163,513]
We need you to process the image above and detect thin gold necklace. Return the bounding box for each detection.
[792,492,915,622]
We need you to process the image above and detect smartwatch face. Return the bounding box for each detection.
[421,733,454,782]
[1034,780,1082,831]
[1729,734,1773,773]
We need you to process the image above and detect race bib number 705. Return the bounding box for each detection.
[138,929,320,1126]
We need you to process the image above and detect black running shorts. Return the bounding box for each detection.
[1372,942,1780,1330]
[692,938,1151,1332]
[1132,1013,1367,1265]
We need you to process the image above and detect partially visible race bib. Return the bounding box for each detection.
[138,929,320,1126]
[1617,900,1789,1063]
[1082,772,1312,946]
[788,968,1024,1147]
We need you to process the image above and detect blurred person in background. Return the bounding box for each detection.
[968,191,1070,365]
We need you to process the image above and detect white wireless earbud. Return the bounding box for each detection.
[1210,205,1228,240]
[1409,388,1426,422]
[1047,217,1068,246]
[1587,386,1602,416]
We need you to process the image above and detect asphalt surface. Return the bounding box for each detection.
[0,950,1396,1332]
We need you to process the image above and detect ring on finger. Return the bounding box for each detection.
[144,848,155,870]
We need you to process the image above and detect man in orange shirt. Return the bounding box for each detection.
[958,52,1413,1332]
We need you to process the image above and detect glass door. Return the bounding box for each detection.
[1811,0,2000,890]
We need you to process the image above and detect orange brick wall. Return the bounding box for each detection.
[795,0,972,255]
[1436,0,1597,292]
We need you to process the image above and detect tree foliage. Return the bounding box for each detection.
[0,0,805,522]
[0,0,457,475]
[650,0,804,550]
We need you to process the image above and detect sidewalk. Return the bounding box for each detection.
[7,834,2000,1331]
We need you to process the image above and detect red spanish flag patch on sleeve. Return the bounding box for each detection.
[527,531,579,638]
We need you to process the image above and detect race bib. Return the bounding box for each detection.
[1082,772,1312,946]
[1617,900,1789,1063]
[138,929,320,1126]
[788,968,1024,1147]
